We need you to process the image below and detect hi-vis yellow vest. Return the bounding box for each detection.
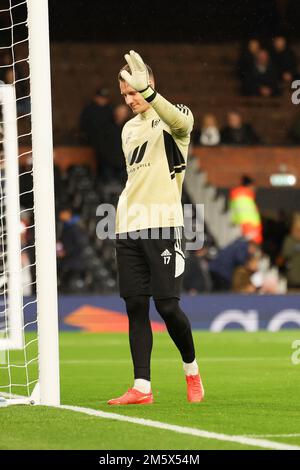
[229,186,263,244]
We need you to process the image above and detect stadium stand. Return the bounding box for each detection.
[5,41,300,146]
[3,41,300,293]
[47,42,300,145]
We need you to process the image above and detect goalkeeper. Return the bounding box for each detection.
[108,50,204,405]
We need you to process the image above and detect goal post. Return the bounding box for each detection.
[0,0,60,407]
[0,84,23,352]
[28,0,60,407]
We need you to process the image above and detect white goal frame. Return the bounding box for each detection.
[0,0,60,406]
[0,84,24,351]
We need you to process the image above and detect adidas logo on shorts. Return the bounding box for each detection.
[161,249,172,264]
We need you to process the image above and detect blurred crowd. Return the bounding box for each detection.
[237,36,299,98]
[191,106,300,148]
[192,111,261,146]
[79,88,130,183]
[191,35,300,147]
[1,36,300,295]
[15,128,300,295]
[183,174,300,295]
[16,59,300,295]
[25,160,298,295]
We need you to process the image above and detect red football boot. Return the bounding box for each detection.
[108,388,154,405]
[186,373,205,403]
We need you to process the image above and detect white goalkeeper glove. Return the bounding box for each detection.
[121,50,157,102]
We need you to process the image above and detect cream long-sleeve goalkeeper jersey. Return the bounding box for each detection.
[115,93,194,234]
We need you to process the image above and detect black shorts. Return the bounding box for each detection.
[116,227,185,300]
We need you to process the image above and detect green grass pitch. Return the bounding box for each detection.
[1,331,300,450]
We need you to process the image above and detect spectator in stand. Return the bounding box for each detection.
[98,104,130,183]
[232,252,261,293]
[114,103,130,127]
[271,36,298,84]
[263,210,289,264]
[183,247,213,294]
[229,175,263,245]
[79,87,115,177]
[57,208,89,292]
[221,111,261,145]
[280,215,300,289]
[232,250,279,294]
[237,39,261,94]
[209,237,259,292]
[192,113,220,146]
[242,49,281,97]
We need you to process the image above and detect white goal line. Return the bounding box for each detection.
[1,393,298,450]
[59,404,300,451]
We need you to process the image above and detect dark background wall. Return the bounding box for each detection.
[4,1,300,43]
[48,0,287,42]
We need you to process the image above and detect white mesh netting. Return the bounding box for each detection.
[0,0,38,402]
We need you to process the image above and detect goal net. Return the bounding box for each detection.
[0,0,59,406]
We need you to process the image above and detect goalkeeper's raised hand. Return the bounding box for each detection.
[121,50,156,101]
[121,49,193,136]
